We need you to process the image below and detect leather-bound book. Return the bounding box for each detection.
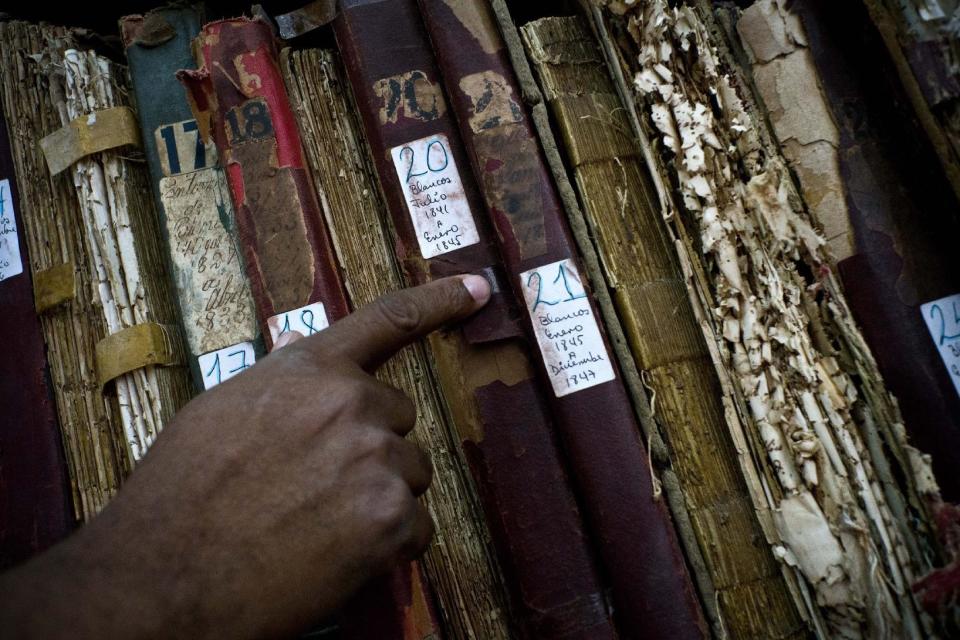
[416,2,706,637]
[0,98,74,568]
[335,2,619,637]
[178,17,349,350]
[122,6,260,392]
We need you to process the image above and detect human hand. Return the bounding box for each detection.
[0,274,491,640]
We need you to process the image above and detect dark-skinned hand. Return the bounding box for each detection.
[0,274,491,639]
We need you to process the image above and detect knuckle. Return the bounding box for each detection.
[371,478,413,533]
[355,426,393,461]
[375,293,422,335]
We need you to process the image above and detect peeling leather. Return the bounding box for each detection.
[373,70,447,124]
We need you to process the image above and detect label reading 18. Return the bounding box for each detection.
[198,342,256,390]
[520,259,615,397]
[0,179,22,282]
[921,293,960,399]
[267,302,330,345]
[391,134,479,259]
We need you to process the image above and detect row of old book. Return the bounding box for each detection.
[1,0,959,638]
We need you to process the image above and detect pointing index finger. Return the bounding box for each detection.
[307,275,490,371]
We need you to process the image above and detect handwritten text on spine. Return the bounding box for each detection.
[0,179,22,282]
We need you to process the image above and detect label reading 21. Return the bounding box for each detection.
[921,293,960,399]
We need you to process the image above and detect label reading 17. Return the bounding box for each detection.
[198,342,256,390]
[155,119,218,177]
[921,293,960,399]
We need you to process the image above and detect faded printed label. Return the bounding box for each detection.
[198,342,256,390]
[391,134,479,259]
[921,293,960,398]
[0,179,22,282]
[159,168,257,355]
[267,301,329,344]
[155,119,218,177]
[520,259,615,397]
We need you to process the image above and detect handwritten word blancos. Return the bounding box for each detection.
[520,259,615,397]
[921,293,960,399]
[267,302,330,344]
[0,179,22,282]
[391,134,479,259]
[198,342,256,390]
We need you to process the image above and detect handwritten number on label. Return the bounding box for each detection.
[400,139,450,182]
[930,301,960,346]
[204,349,252,385]
[528,263,587,312]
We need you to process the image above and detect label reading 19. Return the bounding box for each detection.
[155,119,218,177]
[198,342,256,390]
[520,259,615,397]
[921,293,960,399]
[0,179,22,282]
[391,134,479,259]
[267,302,330,345]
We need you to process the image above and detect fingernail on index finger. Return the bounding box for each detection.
[460,274,491,307]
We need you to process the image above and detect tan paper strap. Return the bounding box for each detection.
[40,107,142,176]
[33,262,77,313]
[95,323,182,388]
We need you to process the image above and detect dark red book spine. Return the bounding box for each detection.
[335,2,618,638]
[178,18,349,350]
[416,1,707,637]
[0,103,74,569]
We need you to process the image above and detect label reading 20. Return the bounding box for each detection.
[520,259,615,397]
[391,134,479,259]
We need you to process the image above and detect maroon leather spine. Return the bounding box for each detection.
[178,18,350,349]
[0,104,74,569]
[416,2,707,637]
[335,2,618,638]
[792,0,960,502]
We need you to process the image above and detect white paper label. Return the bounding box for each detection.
[198,342,256,390]
[267,302,330,344]
[921,293,960,398]
[391,134,479,259]
[0,179,22,282]
[519,259,615,397]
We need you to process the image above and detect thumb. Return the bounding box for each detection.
[303,275,490,371]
